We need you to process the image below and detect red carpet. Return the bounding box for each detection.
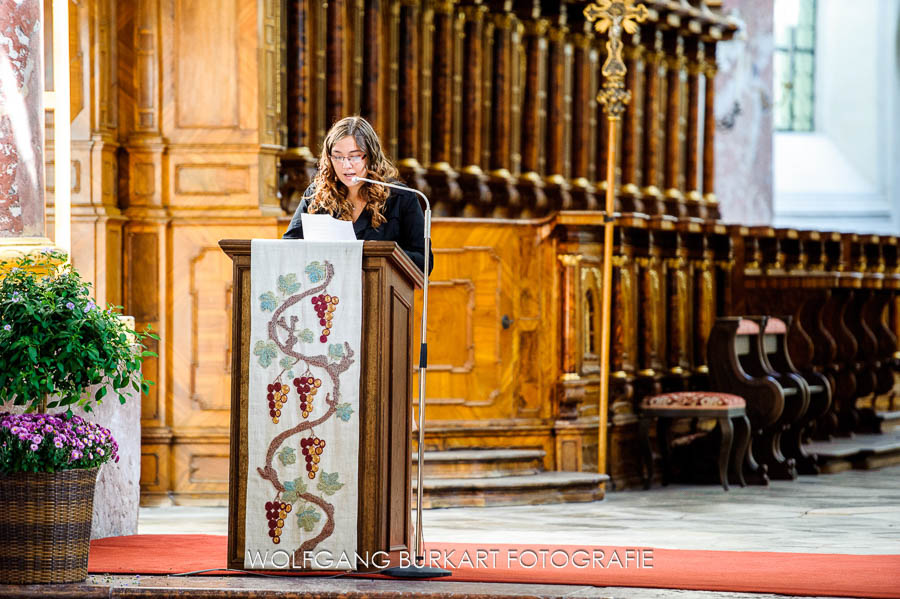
[89,534,900,598]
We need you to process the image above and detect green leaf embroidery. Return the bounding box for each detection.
[296,503,321,532]
[278,273,302,296]
[282,476,308,503]
[279,356,296,371]
[298,328,314,344]
[277,446,296,466]
[317,472,344,496]
[305,261,326,283]
[328,344,344,361]
[291,477,308,495]
[253,340,278,368]
[336,403,354,422]
[259,291,278,312]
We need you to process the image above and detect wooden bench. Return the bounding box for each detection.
[639,391,750,491]
[759,316,831,475]
[742,316,807,480]
[708,316,784,485]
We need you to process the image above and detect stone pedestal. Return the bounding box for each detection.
[75,381,142,540]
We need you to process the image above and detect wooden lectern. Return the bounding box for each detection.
[219,240,422,570]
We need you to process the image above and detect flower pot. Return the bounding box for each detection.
[0,468,98,584]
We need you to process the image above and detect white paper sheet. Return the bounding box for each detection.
[300,214,357,241]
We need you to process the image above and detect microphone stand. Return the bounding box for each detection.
[351,176,451,578]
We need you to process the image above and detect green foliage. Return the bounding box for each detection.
[335,403,353,422]
[281,476,308,503]
[259,291,277,312]
[277,446,296,466]
[305,262,325,283]
[316,471,343,496]
[253,340,278,368]
[0,252,157,413]
[277,273,301,296]
[328,344,344,361]
[296,502,321,531]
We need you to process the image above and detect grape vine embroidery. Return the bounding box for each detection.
[252,259,356,561]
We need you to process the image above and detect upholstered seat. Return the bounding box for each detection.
[639,391,751,491]
[642,392,746,410]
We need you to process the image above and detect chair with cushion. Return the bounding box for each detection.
[639,391,751,491]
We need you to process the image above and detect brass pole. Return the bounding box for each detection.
[585,0,648,475]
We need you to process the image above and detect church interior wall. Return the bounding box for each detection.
[28,0,898,504]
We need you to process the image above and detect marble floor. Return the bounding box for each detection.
[139,464,900,555]
[124,465,900,599]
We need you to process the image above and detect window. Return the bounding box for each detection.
[774,0,816,131]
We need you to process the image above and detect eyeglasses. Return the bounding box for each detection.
[330,154,366,165]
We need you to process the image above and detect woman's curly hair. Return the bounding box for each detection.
[307,116,398,229]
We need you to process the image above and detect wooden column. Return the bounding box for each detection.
[702,41,719,220]
[426,0,462,215]
[396,0,428,191]
[543,18,572,211]
[663,31,686,217]
[458,2,491,217]
[65,0,124,309]
[281,0,320,214]
[569,23,598,211]
[326,0,346,127]
[120,0,170,505]
[637,232,666,385]
[516,14,548,216]
[486,9,519,217]
[684,39,704,219]
[640,27,664,215]
[594,29,612,210]
[666,238,692,381]
[361,0,383,131]
[559,254,581,376]
[612,228,639,379]
[620,32,644,214]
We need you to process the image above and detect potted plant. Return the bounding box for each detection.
[0,251,156,584]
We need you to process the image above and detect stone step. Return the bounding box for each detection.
[876,410,900,433]
[412,449,546,479]
[413,471,609,508]
[805,430,900,473]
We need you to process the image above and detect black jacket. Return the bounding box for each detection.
[283,183,433,274]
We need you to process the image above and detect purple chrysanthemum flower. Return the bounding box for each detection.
[2,324,10,331]
[84,301,96,313]
[29,443,39,451]
[66,301,76,310]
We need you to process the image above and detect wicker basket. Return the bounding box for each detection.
[0,467,98,584]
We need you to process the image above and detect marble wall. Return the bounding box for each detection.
[0,0,45,237]
[715,0,775,225]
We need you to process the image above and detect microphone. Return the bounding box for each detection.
[350,176,446,578]
[350,176,431,239]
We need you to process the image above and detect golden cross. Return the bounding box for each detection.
[584,0,649,116]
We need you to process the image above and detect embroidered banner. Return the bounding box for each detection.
[245,240,363,569]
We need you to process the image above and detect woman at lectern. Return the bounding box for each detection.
[283,116,433,274]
